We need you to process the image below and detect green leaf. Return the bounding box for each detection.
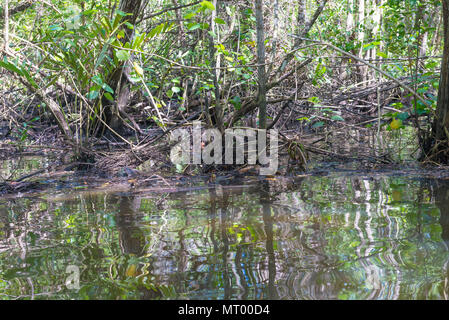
[102,83,114,94]
[350,241,360,248]
[377,51,388,59]
[92,75,103,85]
[104,92,114,102]
[0,60,23,77]
[363,41,381,51]
[307,96,321,105]
[331,115,344,121]
[188,23,201,31]
[133,33,145,50]
[172,86,181,93]
[200,1,215,11]
[312,121,325,128]
[116,50,130,61]
[82,9,97,17]
[49,25,63,31]
[115,10,127,17]
[214,18,226,25]
[95,38,113,69]
[176,164,184,173]
[397,112,409,121]
[231,96,241,106]
[21,68,38,89]
[133,62,144,77]
[425,60,438,69]
[184,12,196,20]
[87,90,100,100]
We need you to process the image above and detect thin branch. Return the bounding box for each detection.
[275,0,329,75]
[137,1,201,23]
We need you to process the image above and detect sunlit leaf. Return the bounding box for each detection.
[102,83,114,94]
[390,118,402,130]
[214,18,226,25]
[104,92,114,102]
[133,62,144,77]
[200,1,215,11]
[116,50,130,61]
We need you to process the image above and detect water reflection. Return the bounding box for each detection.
[0,175,449,299]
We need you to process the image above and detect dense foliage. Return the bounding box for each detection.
[0,0,447,164]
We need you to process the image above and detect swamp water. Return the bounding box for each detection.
[1,159,449,300]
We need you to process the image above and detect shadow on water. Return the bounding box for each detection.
[2,173,449,299]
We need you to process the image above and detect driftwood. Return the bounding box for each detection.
[0,180,41,195]
[333,77,413,104]
[292,36,433,110]
[333,75,439,104]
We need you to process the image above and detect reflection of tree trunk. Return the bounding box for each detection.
[114,195,165,299]
[433,180,449,244]
[116,196,145,255]
[177,227,187,285]
[235,246,249,299]
[260,181,277,299]
[219,190,231,299]
[208,189,219,291]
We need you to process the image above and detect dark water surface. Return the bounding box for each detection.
[1,168,449,300]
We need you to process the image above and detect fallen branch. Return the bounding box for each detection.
[292,36,433,111]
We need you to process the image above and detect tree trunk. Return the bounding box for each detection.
[372,0,383,69]
[255,0,267,129]
[208,0,224,132]
[276,0,328,76]
[425,0,449,162]
[297,0,307,32]
[357,0,366,84]
[431,5,442,56]
[104,0,143,134]
[346,0,354,42]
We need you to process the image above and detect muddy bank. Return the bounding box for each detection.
[2,150,449,200]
